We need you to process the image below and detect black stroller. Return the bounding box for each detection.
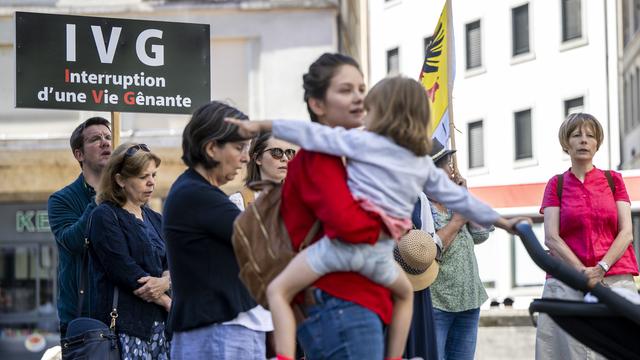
[515,223,640,360]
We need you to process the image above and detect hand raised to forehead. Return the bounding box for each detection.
[225,118,273,138]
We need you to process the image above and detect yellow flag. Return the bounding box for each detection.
[419,2,453,144]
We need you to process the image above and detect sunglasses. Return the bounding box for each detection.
[261,147,296,160]
[118,144,151,172]
[124,144,151,159]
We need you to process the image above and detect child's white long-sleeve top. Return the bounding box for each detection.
[272,120,500,227]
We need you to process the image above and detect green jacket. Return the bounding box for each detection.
[48,174,96,327]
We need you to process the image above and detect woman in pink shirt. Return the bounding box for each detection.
[536,113,639,360]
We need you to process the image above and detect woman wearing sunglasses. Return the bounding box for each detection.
[88,143,171,359]
[230,131,296,210]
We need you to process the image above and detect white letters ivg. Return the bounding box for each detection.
[65,24,165,66]
[90,25,122,64]
[136,29,164,67]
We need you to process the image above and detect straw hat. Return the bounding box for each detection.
[394,229,439,291]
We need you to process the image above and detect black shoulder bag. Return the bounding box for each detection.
[61,214,120,360]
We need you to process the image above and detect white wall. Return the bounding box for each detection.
[369,0,443,82]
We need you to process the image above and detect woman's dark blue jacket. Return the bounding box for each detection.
[88,201,168,341]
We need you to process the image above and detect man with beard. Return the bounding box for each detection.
[48,117,112,338]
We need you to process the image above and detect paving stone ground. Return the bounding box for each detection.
[476,325,536,360]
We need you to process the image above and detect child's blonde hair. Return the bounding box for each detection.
[364,76,432,156]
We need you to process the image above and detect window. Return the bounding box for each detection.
[424,36,433,57]
[561,0,582,42]
[0,244,57,314]
[629,73,638,130]
[512,4,530,56]
[637,67,640,128]
[514,109,533,160]
[564,96,584,117]
[635,0,640,33]
[624,0,632,46]
[625,77,631,133]
[468,121,484,168]
[386,47,399,75]
[465,20,482,69]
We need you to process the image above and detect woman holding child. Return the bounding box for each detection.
[274,53,392,359]
[230,53,527,360]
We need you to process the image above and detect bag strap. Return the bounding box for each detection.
[109,288,119,330]
[299,220,321,250]
[240,187,256,210]
[79,207,120,329]
[556,174,564,202]
[604,170,616,194]
[556,171,615,204]
[76,216,91,318]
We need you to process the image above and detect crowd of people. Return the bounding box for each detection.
[47,52,638,360]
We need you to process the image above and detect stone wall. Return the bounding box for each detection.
[0,146,245,203]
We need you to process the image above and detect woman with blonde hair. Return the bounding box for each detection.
[536,113,638,359]
[89,142,171,360]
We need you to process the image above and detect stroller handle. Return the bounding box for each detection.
[514,222,640,326]
[514,222,589,292]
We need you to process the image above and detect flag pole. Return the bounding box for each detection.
[445,0,461,178]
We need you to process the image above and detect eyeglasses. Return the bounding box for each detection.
[84,133,112,144]
[261,147,296,160]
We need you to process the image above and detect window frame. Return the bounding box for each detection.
[514,108,533,161]
[559,0,588,51]
[467,120,485,169]
[423,35,434,58]
[624,77,631,134]
[563,96,584,118]
[465,19,483,71]
[561,0,582,42]
[386,47,400,76]
[512,3,530,57]
[636,67,640,129]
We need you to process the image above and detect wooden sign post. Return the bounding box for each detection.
[111,111,121,147]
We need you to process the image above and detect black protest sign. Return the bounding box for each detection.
[15,12,210,114]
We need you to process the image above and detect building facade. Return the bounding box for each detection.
[619,0,640,169]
